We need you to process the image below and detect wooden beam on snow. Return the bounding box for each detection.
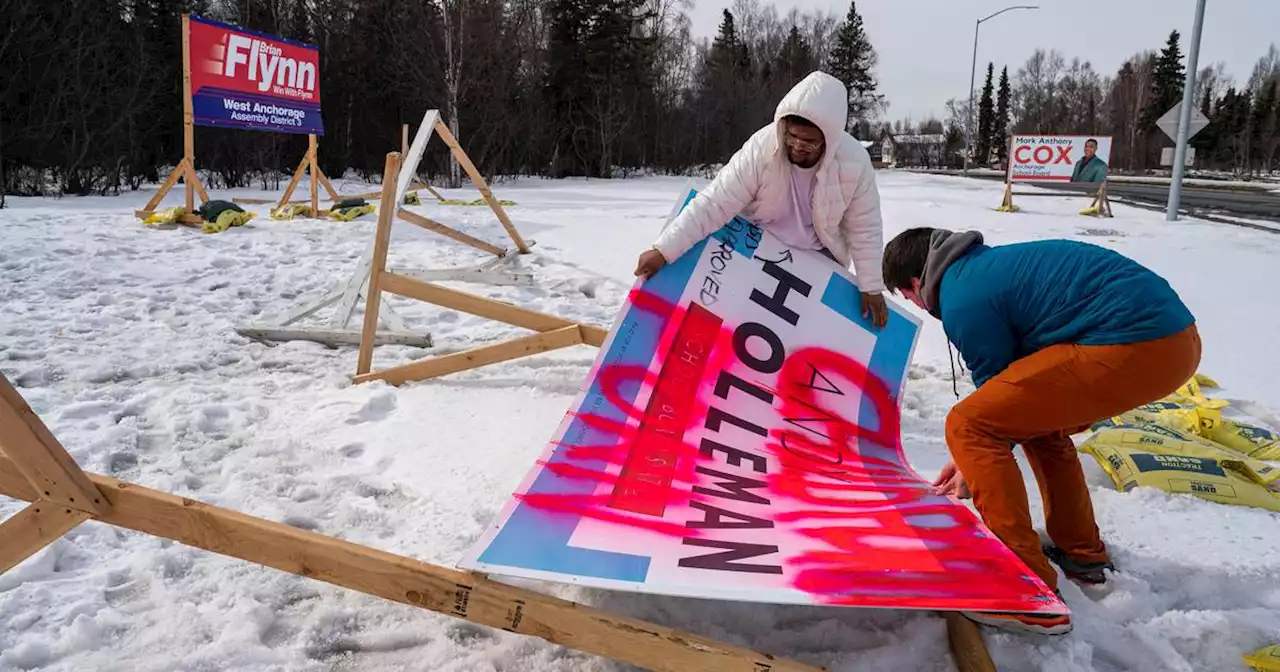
[377,272,607,347]
[0,376,106,514]
[0,453,824,672]
[354,325,585,385]
[397,209,506,256]
[0,501,91,573]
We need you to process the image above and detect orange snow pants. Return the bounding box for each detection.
[945,324,1202,590]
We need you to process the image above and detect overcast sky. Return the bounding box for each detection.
[684,0,1280,122]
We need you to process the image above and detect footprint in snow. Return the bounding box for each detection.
[345,392,396,425]
[106,452,138,475]
[340,443,365,459]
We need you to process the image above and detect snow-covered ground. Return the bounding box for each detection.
[1,170,1278,672]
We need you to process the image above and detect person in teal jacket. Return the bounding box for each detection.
[881,228,1201,636]
[1070,138,1108,183]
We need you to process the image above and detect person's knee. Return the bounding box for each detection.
[945,398,984,444]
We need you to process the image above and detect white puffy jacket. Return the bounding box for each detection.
[653,71,885,293]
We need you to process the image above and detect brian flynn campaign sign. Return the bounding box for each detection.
[188,15,323,135]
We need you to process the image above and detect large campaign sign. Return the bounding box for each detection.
[1010,135,1112,182]
[188,15,323,135]
[459,191,1066,615]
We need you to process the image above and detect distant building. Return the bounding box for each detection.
[882,133,948,169]
[857,139,885,168]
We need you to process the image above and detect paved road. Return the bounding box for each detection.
[960,172,1280,226]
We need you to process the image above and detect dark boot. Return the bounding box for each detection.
[1044,544,1115,585]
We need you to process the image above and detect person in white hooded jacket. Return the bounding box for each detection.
[634,70,889,328]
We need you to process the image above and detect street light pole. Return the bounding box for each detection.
[1166,0,1207,221]
[964,5,1038,177]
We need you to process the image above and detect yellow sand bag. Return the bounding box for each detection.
[143,206,186,226]
[1080,435,1280,512]
[1245,644,1280,671]
[1205,420,1280,461]
[1109,400,1221,436]
[1087,423,1280,486]
[1171,373,1223,404]
[271,203,313,220]
[203,209,255,233]
[329,203,376,221]
[404,191,421,205]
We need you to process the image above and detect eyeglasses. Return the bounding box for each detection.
[785,132,823,152]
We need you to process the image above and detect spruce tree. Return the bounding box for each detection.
[827,1,880,127]
[1251,80,1276,171]
[776,25,814,86]
[710,9,749,76]
[976,62,995,166]
[994,66,1011,164]
[1142,30,1186,131]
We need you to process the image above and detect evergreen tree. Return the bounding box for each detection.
[700,9,753,157]
[1141,30,1186,131]
[544,0,594,176]
[975,62,995,166]
[776,25,814,86]
[1250,80,1277,171]
[827,1,880,127]
[994,65,1011,164]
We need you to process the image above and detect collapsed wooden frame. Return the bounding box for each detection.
[234,113,538,349]
[0,372,996,672]
[386,109,532,256]
[352,151,606,386]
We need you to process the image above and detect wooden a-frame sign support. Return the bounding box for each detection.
[134,14,208,227]
[234,111,537,349]
[274,132,342,214]
[0,374,997,672]
[353,151,603,386]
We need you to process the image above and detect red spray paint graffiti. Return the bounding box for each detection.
[511,287,1056,610]
[768,346,1050,606]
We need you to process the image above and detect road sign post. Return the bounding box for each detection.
[1166,0,1208,222]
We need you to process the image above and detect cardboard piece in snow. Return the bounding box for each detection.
[459,188,1066,615]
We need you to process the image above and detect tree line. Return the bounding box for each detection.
[893,31,1280,177]
[7,2,1274,203]
[0,0,882,200]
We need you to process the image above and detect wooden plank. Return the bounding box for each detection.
[944,613,997,672]
[0,500,91,573]
[431,118,531,254]
[355,326,582,385]
[377,273,607,347]
[396,210,505,256]
[278,150,311,210]
[0,376,105,514]
[356,153,403,376]
[421,183,446,202]
[182,13,195,214]
[309,134,319,215]
[236,326,432,349]
[0,455,825,672]
[0,455,38,502]
[186,161,210,204]
[317,167,341,202]
[140,158,189,214]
